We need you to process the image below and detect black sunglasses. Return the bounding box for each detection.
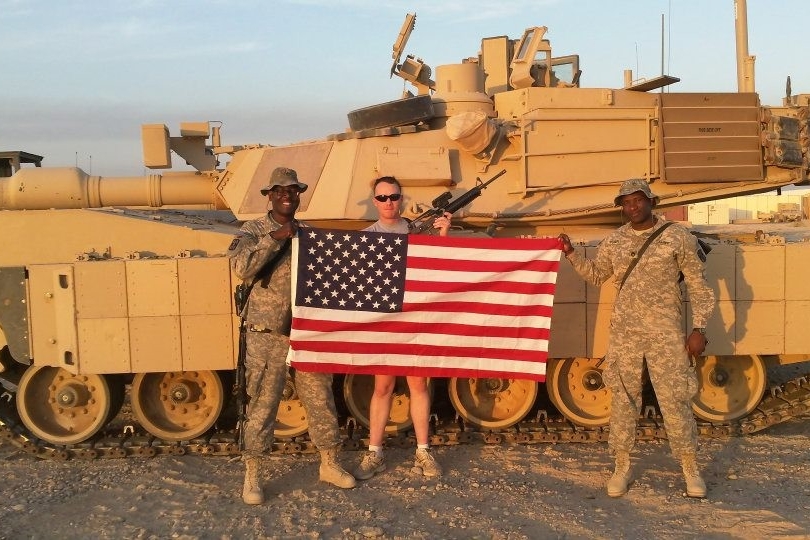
[374,193,402,202]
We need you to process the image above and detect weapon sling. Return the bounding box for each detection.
[617,222,673,291]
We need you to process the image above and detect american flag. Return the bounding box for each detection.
[289,228,562,382]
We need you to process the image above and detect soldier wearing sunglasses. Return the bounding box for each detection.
[353,176,451,481]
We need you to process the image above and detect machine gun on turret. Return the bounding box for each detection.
[408,169,506,234]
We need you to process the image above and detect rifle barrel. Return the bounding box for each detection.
[478,168,507,188]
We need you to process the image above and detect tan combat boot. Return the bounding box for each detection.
[606,451,632,497]
[319,447,357,489]
[680,454,707,498]
[242,456,264,505]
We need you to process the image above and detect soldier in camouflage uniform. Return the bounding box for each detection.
[230,167,355,505]
[559,178,714,498]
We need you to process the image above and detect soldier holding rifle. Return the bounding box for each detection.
[353,176,451,481]
[229,167,355,505]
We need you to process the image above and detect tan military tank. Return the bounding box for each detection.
[1,0,809,459]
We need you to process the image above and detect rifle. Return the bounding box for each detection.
[408,169,507,233]
[230,238,291,451]
[233,282,251,451]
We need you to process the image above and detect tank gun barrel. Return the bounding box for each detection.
[0,167,216,210]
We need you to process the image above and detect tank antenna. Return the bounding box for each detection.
[667,0,672,78]
[660,14,664,78]
[734,0,755,92]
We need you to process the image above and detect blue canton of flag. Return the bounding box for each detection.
[295,229,408,312]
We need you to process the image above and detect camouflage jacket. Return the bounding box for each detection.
[229,213,298,333]
[566,218,715,332]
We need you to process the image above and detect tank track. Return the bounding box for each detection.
[1,374,808,461]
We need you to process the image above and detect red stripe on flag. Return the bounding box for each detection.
[405,279,557,295]
[407,234,563,251]
[401,301,554,317]
[291,340,544,362]
[407,255,560,273]
[291,361,546,382]
[292,316,551,340]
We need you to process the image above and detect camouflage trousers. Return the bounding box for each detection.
[242,330,342,457]
[603,331,699,459]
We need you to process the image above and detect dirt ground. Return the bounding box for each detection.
[1,413,808,540]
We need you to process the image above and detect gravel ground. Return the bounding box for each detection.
[3,361,808,540]
[1,415,809,540]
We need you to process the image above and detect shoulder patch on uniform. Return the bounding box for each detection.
[228,237,241,251]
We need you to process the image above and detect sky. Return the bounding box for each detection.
[2,0,809,176]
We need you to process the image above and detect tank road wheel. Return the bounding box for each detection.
[546,358,611,427]
[274,374,309,438]
[130,371,224,441]
[16,366,115,445]
[691,355,767,422]
[347,95,434,131]
[343,374,422,433]
[448,377,537,429]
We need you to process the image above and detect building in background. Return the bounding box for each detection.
[686,187,810,224]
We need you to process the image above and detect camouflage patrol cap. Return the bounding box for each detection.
[260,167,308,195]
[614,178,659,206]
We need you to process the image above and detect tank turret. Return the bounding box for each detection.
[3,14,808,228]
